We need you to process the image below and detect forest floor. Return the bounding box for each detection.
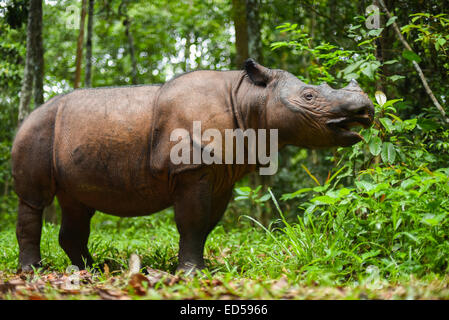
[1,211,449,300]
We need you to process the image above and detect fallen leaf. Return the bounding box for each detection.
[128,273,150,296]
[103,264,110,277]
[271,275,289,292]
[146,268,178,286]
[98,288,128,300]
[28,294,47,300]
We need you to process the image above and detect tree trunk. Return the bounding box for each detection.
[33,0,44,106]
[124,18,137,84]
[231,0,249,68]
[85,0,94,88]
[18,0,40,124]
[373,0,385,92]
[118,0,137,84]
[183,32,191,72]
[74,0,88,88]
[246,0,263,63]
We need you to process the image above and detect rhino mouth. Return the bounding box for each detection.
[326,116,372,141]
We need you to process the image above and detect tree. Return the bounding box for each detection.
[85,0,95,88]
[231,0,249,68]
[232,0,263,66]
[246,0,263,63]
[33,0,44,106]
[119,0,138,84]
[18,0,42,124]
[74,0,88,88]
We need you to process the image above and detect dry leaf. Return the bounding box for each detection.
[103,264,110,277]
[146,268,178,286]
[128,273,150,296]
[98,288,128,300]
[271,275,289,292]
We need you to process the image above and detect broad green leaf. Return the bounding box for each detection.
[355,180,376,193]
[258,194,271,202]
[381,142,396,163]
[379,117,394,133]
[403,118,417,130]
[388,75,405,82]
[361,61,381,79]
[235,187,251,196]
[311,195,337,205]
[341,60,364,76]
[383,59,398,65]
[280,188,313,201]
[367,28,383,37]
[402,50,422,63]
[368,136,382,156]
[386,16,398,27]
[421,214,444,227]
[400,178,417,190]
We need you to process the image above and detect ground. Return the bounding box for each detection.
[1,210,449,300]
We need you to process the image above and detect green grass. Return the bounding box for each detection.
[1,203,449,300]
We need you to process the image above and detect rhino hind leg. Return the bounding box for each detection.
[13,101,60,271]
[16,200,44,272]
[57,192,95,269]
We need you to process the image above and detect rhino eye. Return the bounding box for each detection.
[304,92,314,101]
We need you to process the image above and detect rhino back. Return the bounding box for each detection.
[52,85,171,215]
[150,71,239,173]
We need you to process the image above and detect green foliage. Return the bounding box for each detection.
[402,13,449,72]
[274,89,449,279]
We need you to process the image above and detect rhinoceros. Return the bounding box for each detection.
[12,59,374,273]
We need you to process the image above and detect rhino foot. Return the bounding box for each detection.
[176,262,205,277]
[19,262,43,274]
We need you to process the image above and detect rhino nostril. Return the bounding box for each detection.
[353,104,373,117]
[356,108,367,115]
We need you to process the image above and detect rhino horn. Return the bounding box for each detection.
[345,78,362,91]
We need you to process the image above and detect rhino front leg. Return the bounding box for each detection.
[57,193,95,269]
[174,171,232,274]
[17,200,44,272]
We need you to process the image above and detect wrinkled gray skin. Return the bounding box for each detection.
[12,59,374,273]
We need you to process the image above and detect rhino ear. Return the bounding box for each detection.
[244,58,272,87]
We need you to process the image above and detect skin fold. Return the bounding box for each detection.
[11,59,374,273]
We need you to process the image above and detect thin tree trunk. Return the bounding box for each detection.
[18,0,40,124]
[183,32,191,72]
[231,0,249,68]
[33,0,44,106]
[85,0,94,88]
[373,0,385,92]
[74,0,88,89]
[246,0,263,63]
[124,18,137,84]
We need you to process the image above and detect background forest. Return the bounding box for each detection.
[1,0,449,299]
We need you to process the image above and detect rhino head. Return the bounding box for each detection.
[244,59,375,148]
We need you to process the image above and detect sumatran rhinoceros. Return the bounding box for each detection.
[12,59,374,273]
